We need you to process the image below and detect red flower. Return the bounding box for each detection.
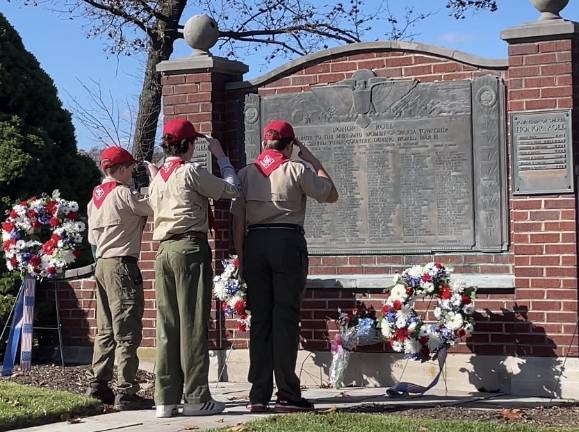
[419,336,429,345]
[30,255,41,266]
[3,239,15,251]
[434,262,443,268]
[73,249,81,258]
[221,302,229,312]
[42,240,56,255]
[394,328,409,341]
[9,210,18,219]
[19,200,28,206]
[462,294,471,305]
[382,304,391,314]
[441,286,452,300]
[51,234,61,242]
[456,328,466,338]
[232,258,240,268]
[31,220,41,229]
[9,257,18,267]
[67,212,77,220]
[420,346,430,359]
[421,273,432,282]
[405,287,414,296]
[2,222,14,232]
[234,299,246,316]
[47,266,57,275]
[237,322,248,332]
[45,201,58,215]
[26,209,37,218]
[49,217,60,227]
[392,300,402,311]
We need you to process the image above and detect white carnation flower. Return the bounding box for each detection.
[73,222,86,232]
[463,322,474,336]
[404,338,421,354]
[433,307,442,320]
[451,293,463,307]
[446,312,464,331]
[391,341,404,352]
[427,334,443,351]
[390,284,408,301]
[396,316,407,329]
[408,321,418,333]
[381,320,393,338]
[69,202,79,212]
[450,279,466,293]
[463,304,475,315]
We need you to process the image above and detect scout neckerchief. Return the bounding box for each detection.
[92,178,120,210]
[160,157,216,234]
[255,149,289,177]
[159,158,185,182]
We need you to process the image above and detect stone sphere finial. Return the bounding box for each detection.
[530,0,570,21]
[183,14,219,54]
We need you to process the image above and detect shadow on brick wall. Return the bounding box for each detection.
[463,306,563,398]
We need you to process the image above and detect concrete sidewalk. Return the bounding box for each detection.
[12,383,575,432]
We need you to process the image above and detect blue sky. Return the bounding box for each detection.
[2,0,578,149]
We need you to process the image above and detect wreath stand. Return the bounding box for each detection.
[0,279,65,373]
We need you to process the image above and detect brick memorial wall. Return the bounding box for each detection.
[54,20,579,396]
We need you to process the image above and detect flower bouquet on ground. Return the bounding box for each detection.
[212,255,251,332]
[329,302,382,388]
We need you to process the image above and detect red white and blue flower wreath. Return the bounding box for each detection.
[1,190,85,279]
[213,256,251,332]
[381,263,476,361]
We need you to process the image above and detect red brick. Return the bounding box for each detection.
[525,99,557,110]
[524,53,557,65]
[531,301,562,311]
[509,44,539,55]
[530,256,560,266]
[517,289,546,299]
[541,86,573,98]
[318,73,346,84]
[508,101,525,111]
[529,233,560,243]
[524,76,556,87]
[509,66,540,78]
[515,267,544,277]
[403,64,433,76]
[541,63,572,75]
[529,210,561,221]
[562,302,578,312]
[546,267,577,277]
[513,244,544,255]
[512,200,542,210]
[509,88,540,100]
[544,221,576,231]
[385,56,413,67]
[545,244,576,254]
[347,53,376,61]
[513,222,542,232]
[357,59,386,69]
[546,312,577,322]
[560,279,578,289]
[561,255,577,265]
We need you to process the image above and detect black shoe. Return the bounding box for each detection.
[275,397,315,412]
[85,383,115,405]
[114,393,154,411]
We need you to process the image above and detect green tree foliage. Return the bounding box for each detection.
[0,13,100,327]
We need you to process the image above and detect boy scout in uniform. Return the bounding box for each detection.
[148,118,239,418]
[86,147,154,410]
[231,120,338,412]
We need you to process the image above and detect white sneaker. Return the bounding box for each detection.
[182,400,225,416]
[156,404,178,418]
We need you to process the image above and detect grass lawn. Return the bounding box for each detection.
[223,412,579,432]
[0,380,102,431]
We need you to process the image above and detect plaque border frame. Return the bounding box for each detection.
[511,109,574,196]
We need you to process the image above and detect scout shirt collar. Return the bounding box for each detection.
[92,177,121,210]
[159,157,185,182]
[255,149,289,177]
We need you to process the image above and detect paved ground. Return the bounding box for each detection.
[12,383,575,432]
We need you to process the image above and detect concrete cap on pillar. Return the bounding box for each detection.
[184,14,219,55]
[530,0,570,21]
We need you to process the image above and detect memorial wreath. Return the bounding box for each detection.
[213,255,251,332]
[380,262,476,361]
[1,190,85,279]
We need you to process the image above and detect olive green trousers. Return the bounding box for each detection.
[154,238,213,405]
[88,258,144,395]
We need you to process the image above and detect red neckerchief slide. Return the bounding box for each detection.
[92,181,118,210]
[160,159,185,182]
[255,149,289,177]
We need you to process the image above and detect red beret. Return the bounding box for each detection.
[100,147,136,170]
[264,119,295,141]
[163,118,203,143]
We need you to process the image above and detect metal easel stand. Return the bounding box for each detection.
[33,283,65,367]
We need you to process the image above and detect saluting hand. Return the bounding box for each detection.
[206,136,226,159]
[295,139,321,169]
[143,160,158,178]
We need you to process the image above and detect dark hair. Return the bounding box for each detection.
[265,138,293,151]
[161,134,195,156]
[103,161,134,176]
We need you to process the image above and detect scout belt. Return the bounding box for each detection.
[247,223,304,235]
[99,256,138,264]
[163,231,208,242]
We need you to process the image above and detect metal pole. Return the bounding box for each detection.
[54,286,65,367]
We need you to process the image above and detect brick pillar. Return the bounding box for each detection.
[157,55,248,266]
[156,55,248,351]
[502,20,579,357]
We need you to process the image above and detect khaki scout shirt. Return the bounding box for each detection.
[87,178,153,259]
[231,161,332,226]
[149,159,230,241]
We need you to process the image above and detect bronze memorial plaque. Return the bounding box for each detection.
[512,110,573,195]
[191,138,212,169]
[244,70,508,254]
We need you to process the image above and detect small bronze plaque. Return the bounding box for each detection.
[191,138,212,169]
[512,110,573,195]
